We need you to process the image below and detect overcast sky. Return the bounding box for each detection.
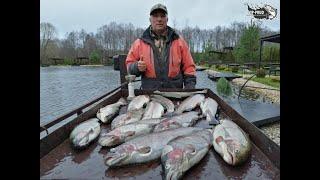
[40,0,280,39]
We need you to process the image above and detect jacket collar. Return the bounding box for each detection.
[140,25,179,44]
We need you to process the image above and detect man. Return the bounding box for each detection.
[125,3,196,89]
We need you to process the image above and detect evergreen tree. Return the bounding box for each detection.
[234,23,260,63]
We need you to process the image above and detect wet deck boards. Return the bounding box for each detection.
[40,100,279,179]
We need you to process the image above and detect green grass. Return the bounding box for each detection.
[251,77,280,89]
[208,66,280,89]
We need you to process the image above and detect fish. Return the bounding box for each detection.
[69,118,101,149]
[98,123,155,147]
[111,108,144,130]
[175,94,205,114]
[212,119,251,166]
[153,111,202,132]
[153,119,183,133]
[150,95,175,114]
[127,95,150,112]
[135,118,165,125]
[200,97,219,124]
[105,127,203,167]
[161,129,213,180]
[153,89,207,99]
[96,97,127,123]
[141,101,164,120]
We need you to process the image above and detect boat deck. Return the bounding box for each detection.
[40,90,279,179]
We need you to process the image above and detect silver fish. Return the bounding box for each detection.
[135,118,165,125]
[111,109,144,130]
[200,97,219,124]
[213,119,251,166]
[105,127,203,167]
[161,129,213,180]
[153,89,207,99]
[142,101,164,120]
[153,119,183,133]
[69,118,101,149]
[98,123,155,147]
[175,94,205,114]
[127,95,150,112]
[96,97,127,123]
[153,111,202,132]
[150,95,175,114]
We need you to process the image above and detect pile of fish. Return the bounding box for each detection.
[69,90,252,179]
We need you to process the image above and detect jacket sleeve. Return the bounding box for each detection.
[179,38,196,89]
[125,39,142,77]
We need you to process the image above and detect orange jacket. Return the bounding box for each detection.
[125,26,196,89]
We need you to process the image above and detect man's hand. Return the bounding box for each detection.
[137,55,146,72]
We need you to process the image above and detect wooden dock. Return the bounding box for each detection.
[207,71,242,81]
[196,66,208,71]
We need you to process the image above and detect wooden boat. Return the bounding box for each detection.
[40,57,279,179]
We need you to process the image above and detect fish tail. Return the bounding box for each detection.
[207,111,220,125]
[118,97,128,105]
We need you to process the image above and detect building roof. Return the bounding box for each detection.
[260,33,280,43]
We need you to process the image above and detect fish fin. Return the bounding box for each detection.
[125,131,135,137]
[207,111,220,125]
[137,146,151,154]
[118,97,128,105]
[200,101,204,112]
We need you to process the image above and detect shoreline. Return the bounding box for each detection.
[206,69,280,104]
[231,77,280,104]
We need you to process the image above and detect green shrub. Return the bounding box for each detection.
[89,51,101,64]
[217,66,225,71]
[216,77,232,96]
[63,58,73,65]
[256,68,266,78]
[231,66,239,73]
[224,67,232,72]
[271,76,280,82]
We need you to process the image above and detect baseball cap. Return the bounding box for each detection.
[150,3,168,15]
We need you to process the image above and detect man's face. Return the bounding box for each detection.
[150,10,168,33]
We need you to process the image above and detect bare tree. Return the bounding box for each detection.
[40,22,57,64]
[41,20,278,66]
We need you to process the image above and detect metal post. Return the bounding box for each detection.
[259,40,263,69]
[118,54,128,89]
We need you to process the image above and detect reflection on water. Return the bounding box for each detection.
[105,159,162,179]
[40,66,120,124]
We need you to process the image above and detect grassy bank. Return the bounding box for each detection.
[206,67,280,89]
[251,77,280,89]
